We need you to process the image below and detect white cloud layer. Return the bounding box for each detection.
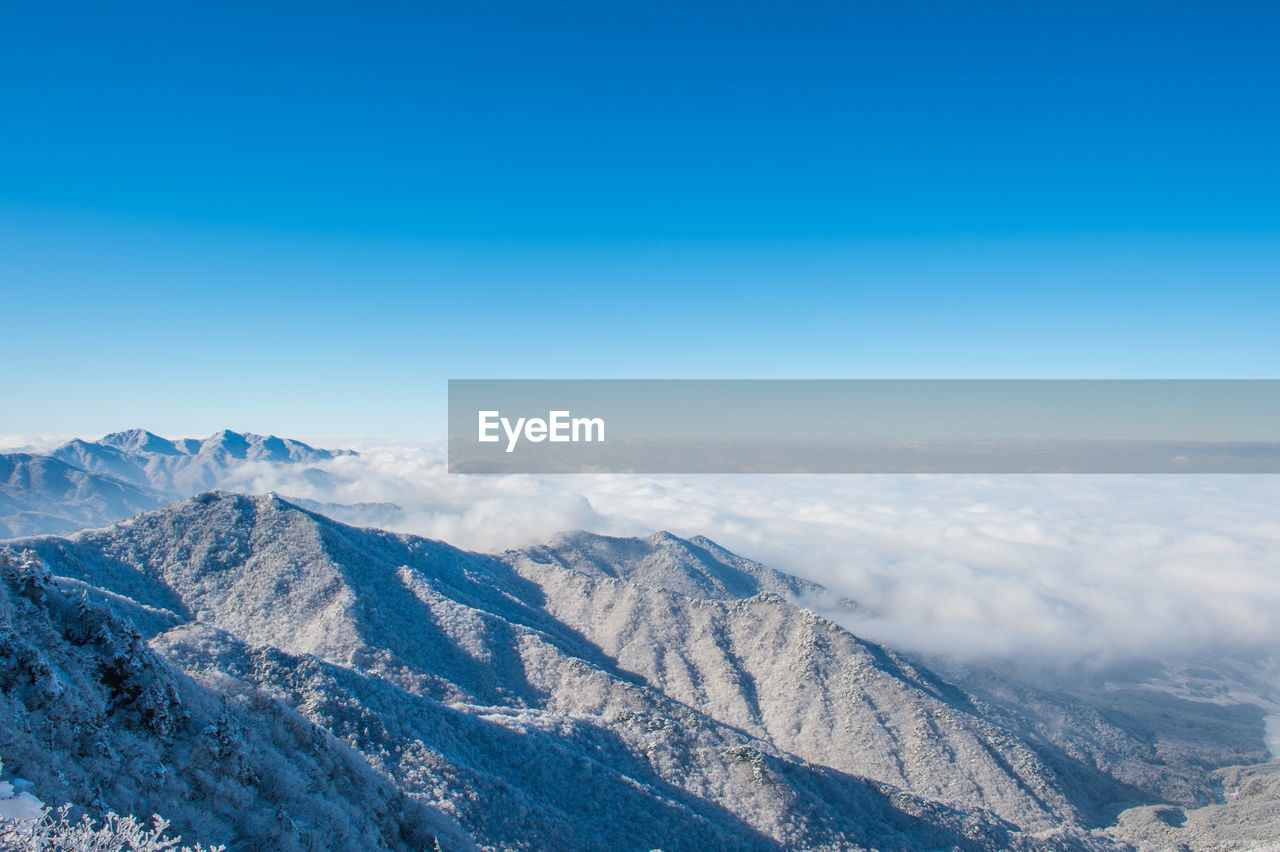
[0,434,73,453]
[207,438,1280,665]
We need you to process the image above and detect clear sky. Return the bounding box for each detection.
[3,1,1278,436]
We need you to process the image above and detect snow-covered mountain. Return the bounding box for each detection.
[50,429,352,496]
[0,453,171,538]
[5,492,1274,850]
[0,430,355,538]
[520,530,826,601]
[10,494,1016,849]
[0,548,467,851]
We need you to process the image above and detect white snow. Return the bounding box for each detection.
[0,778,44,822]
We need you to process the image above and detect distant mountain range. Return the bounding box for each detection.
[4,491,1276,850]
[0,429,355,537]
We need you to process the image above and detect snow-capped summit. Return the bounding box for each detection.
[191,430,351,465]
[99,428,184,456]
[55,429,352,495]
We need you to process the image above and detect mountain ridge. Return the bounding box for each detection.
[0,494,1153,847]
[1,429,356,539]
[50,429,352,496]
[5,491,1275,850]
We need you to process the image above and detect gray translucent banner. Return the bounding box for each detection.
[448,380,1280,473]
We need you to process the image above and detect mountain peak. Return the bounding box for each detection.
[518,528,823,602]
[201,429,252,457]
[194,430,352,463]
[100,428,180,456]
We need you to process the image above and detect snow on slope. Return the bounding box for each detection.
[7,493,1052,851]
[514,554,1073,826]
[522,530,825,601]
[156,621,1018,852]
[8,492,1276,850]
[0,550,466,851]
[1109,761,1280,850]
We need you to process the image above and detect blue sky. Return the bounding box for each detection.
[3,1,1278,436]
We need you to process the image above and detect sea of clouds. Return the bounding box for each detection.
[208,437,1280,669]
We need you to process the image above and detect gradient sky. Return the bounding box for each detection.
[3,1,1278,436]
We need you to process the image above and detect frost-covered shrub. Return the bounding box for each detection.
[0,807,225,851]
